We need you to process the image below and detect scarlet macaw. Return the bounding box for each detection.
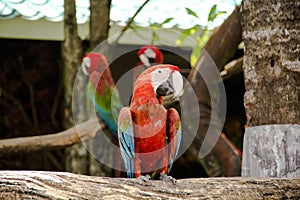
[118,64,183,179]
[81,52,122,136]
[133,45,164,81]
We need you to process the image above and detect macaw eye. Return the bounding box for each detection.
[152,68,170,83]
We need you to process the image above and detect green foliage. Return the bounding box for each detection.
[161,17,174,25]
[176,26,199,46]
[185,7,199,19]
[207,4,227,22]
[127,4,226,66]
[177,5,227,67]
[190,29,210,67]
[129,18,174,44]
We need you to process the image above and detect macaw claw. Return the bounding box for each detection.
[137,174,151,182]
[159,173,177,184]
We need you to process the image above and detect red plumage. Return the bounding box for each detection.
[133,45,164,81]
[118,64,182,178]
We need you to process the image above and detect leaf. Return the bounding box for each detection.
[161,17,174,25]
[208,4,217,22]
[190,45,202,68]
[190,29,211,67]
[208,4,226,22]
[185,7,199,19]
[176,26,199,46]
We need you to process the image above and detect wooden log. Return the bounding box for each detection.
[242,124,300,178]
[186,6,242,176]
[0,171,299,199]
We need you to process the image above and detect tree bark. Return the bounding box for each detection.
[0,171,299,199]
[186,6,242,177]
[89,0,111,49]
[62,0,86,174]
[87,0,114,176]
[241,0,300,126]
[241,0,300,178]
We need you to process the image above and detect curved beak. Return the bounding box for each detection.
[81,63,89,75]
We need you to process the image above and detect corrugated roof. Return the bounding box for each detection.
[0,0,241,29]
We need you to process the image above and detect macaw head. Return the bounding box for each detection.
[138,45,163,67]
[135,64,183,99]
[81,52,109,76]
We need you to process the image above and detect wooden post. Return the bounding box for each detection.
[241,0,300,177]
[242,125,300,177]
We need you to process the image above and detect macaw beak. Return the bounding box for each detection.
[81,63,89,75]
[156,71,183,98]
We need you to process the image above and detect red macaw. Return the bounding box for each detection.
[82,52,123,177]
[133,45,164,81]
[81,52,122,136]
[118,64,183,179]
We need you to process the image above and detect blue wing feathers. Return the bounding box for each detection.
[118,107,135,178]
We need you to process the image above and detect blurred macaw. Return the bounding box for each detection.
[133,45,164,81]
[118,64,183,179]
[81,52,122,136]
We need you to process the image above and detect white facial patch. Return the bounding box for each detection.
[144,48,156,58]
[172,71,183,97]
[151,68,172,92]
[139,54,150,67]
[81,57,91,75]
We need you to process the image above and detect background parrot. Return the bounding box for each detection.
[81,52,122,136]
[118,64,183,179]
[133,45,164,81]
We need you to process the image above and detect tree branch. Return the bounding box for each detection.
[0,171,299,199]
[220,56,244,80]
[0,118,105,154]
[113,0,151,43]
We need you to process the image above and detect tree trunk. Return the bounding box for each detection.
[185,6,242,177]
[89,0,111,49]
[241,0,300,126]
[0,171,299,199]
[87,0,114,176]
[62,0,86,174]
[241,0,300,177]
